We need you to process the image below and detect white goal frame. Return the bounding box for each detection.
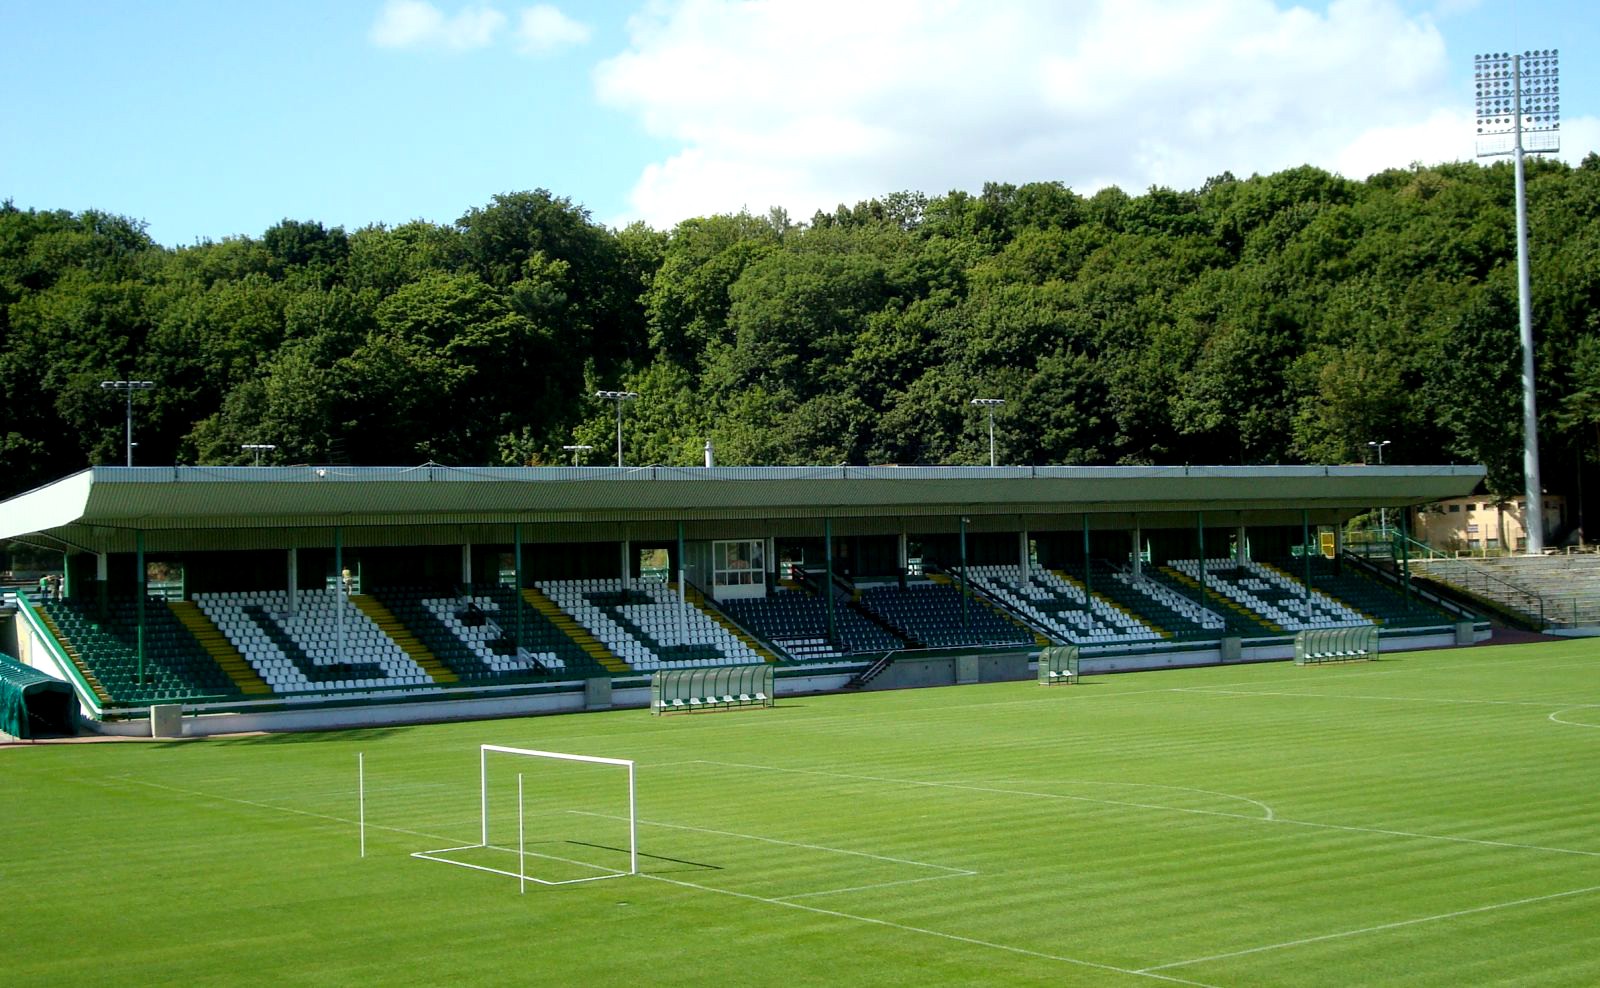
[412,744,637,889]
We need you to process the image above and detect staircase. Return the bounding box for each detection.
[1160,566,1282,634]
[167,600,272,695]
[672,582,782,663]
[935,572,1051,647]
[347,595,457,683]
[35,608,110,703]
[520,588,630,674]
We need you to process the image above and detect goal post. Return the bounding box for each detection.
[414,744,637,887]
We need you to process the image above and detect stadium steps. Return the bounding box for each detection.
[942,570,1056,647]
[1258,560,1381,625]
[167,600,271,695]
[520,588,630,674]
[36,609,110,703]
[672,583,782,663]
[348,595,458,684]
[926,573,1044,644]
[1053,567,1171,640]
[1159,566,1282,634]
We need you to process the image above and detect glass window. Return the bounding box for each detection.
[1448,504,1461,513]
[712,540,765,589]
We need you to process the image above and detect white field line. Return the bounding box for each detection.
[1140,883,1600,973]
[773,872,972,901]
[639,872,1222,988]
[103,776,471,847]
[1550,708,1600,728]
[1177,686,1600,710]
[569,811,973,871]
[695,760,1600,859]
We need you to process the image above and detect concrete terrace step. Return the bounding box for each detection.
[348,595,457,684]
[167,599,271,695]
[521,588,629,674]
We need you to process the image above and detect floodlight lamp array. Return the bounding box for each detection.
[1474,50,1559,137]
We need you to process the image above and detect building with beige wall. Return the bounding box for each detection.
[1411,493,1567,553]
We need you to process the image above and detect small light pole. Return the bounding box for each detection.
[1476,48,1559,554]
[1368,440,1392,533]
[971,398,1005,467]
[241,443,277,466]
[562,444,594,466]
[594,391,639,467]
[100,380,156,466]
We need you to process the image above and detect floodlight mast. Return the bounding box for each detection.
[562,443,594,466]
[100,380,156,466]
[971,398,1005,467]
[241,443,277,466]
[594,391,639,467]
[1475,49,1559,554]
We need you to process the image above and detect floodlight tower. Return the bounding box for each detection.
[241,443,277,466]
[562,443,594,466]
[1475,49,1560,553]
[100,380,156,466]
[1368,440,1391,532]
[594,391,639,467]
[970,398,1005,467]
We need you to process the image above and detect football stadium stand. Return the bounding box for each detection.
[0,463,1490,733]
[966,564,1162,644]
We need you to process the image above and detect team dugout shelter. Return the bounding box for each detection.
[0,463,1487,736]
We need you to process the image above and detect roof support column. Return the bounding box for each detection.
[461,543,473,589]
[959,514,968,629]
[1197,512,1208,615]
[824,517,836,646]
[1399,510,1413,612]
[678,523,687,603]
[620,538,631,599]
[1082,514,1093,603]
[96,551,108,618]
[1236,524,1248,566]
[1302,509,1313,623]
[1018,530,1029,584]
[135,530,146,686]
[1132,519,1143,580]
[287,548,299,617]
[514,523,524,649]
[61,550,71,600]
[335,526,346,671]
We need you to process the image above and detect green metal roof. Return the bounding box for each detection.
[0,464,1485,553]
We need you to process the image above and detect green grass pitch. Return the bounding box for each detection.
[5,639,1599,986]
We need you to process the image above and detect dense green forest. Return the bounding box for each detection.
[3,156,1598,515]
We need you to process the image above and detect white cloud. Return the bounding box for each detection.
[595,0,1582,229]
[515,5,591,55]
[370,0,506,51]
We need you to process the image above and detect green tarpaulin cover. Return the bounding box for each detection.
[0,652,76,739]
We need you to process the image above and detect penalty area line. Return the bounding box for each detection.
[1140,883,1600,973]
[640,872,1222,987]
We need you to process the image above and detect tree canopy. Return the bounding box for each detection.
[3,158,1598,520]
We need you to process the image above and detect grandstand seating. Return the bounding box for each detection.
[1090,562,1225,637]
[855,580,1033,649]
[1166,558,1368,632]
[535,579,767,671]
[720,586,904,660]
[39,597,240,704]
[373,585,604,684]
[194,590,430,693]
[966,564,1162,644]
[1294,557,1465,628]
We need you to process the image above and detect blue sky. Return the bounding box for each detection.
[3,1,1595,246]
